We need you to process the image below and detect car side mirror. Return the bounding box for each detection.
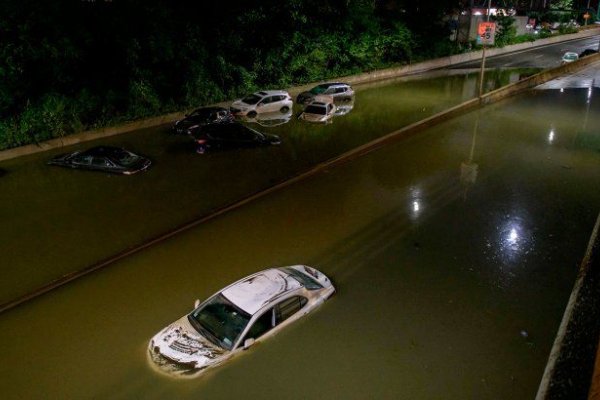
[243,338,255,350]
[194,299,200,309]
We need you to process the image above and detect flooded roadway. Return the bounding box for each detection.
[0,68,535,306]
[1,70,599,398]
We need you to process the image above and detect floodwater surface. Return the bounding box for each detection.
[0,68,535,305]
[0,80,598,398]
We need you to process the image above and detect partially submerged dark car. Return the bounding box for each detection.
[173,107,234,134]
[579,49,599,58]
[48,146,151,175]
[190,122,281,154]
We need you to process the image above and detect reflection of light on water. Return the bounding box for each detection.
[409,186,422,221]
[507,228,518,244]
[413,201,420,212]
[560,88,564,93]
[482,216,537,290]
[588,87,592,99]
[548,129,555,143]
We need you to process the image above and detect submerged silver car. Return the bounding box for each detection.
[148,265,335,378]
[298,95,336,123]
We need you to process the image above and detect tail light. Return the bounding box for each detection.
[196,139,207,144]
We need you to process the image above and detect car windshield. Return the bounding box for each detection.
[189,109,212,119]
[305,105,326,115]
[309,85,328,95]
[109,149,141,166]
[283,267,323,290]
[241,94,262,105]
[188,294,251,351]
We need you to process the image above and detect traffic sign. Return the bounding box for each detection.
[477,22,496,45]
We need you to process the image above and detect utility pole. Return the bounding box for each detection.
[478,0,492,97]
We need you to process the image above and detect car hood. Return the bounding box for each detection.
[149,316,227,371]
[231,99,254,108]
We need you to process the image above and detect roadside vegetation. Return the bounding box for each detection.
[0,0,593,151]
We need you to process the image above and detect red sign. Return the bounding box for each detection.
[478,22,496,45]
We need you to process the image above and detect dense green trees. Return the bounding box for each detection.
[0,0,483,149]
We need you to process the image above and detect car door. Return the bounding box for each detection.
[238,296,308,347]
[258,96,275,113]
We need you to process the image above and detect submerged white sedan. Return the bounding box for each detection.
[148,265,335,377]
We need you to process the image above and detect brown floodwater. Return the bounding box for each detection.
[0,68,536,306]
[0,73,599,398]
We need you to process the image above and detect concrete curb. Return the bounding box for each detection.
[535,212,600,400]
[1,28,599,162]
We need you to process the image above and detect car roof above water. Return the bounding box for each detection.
[79,146,130,157]
[256,90,289,96]
[221,268,302,315]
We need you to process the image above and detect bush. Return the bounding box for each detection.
[128,80,161,118]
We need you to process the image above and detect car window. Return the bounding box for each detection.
[325,88,335,94]
[260,96,272,105]
[92,157,112,168]
[72,155,92,165]
[335,87,346,93]
[188,293,251,351]
[242,94,262,105]
[275,296,307,324]
[239,296,307,347]
[305,105,326,115]
[310,85,328,95]
[190,109,211,119]
[110,149,141,166]
[282,267,324,290]
[242,308,275,343]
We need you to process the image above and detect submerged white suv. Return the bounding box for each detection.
[230,90,293,116]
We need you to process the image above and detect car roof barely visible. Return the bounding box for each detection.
[221,269,302,315]
[258,90,288,96]
[82,146,125,157]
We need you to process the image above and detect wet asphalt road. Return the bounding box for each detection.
[452,34,600,69]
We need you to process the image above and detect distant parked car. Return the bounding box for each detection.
[48,146,151,175]
[579,48,598,58]
[230,90,293,117]
[190,122,280,154]
[561,51,579,64]
[148,265,335,377]
[296,83,354,105]
[238,109,293,127]
[173,107,234,135]
[298,95,336,124]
